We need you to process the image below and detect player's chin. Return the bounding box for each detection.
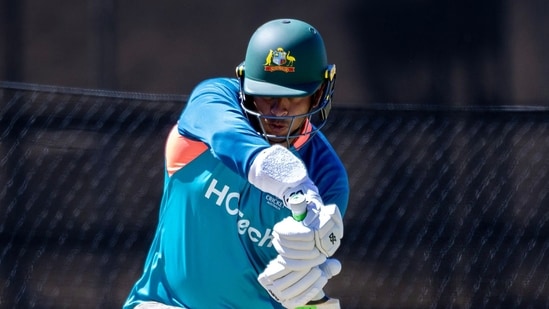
[268,135,300,148]
[267,137,287,145]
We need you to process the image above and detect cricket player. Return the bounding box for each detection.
[123,18,349,309]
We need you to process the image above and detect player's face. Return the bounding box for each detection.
[253,96,312,144]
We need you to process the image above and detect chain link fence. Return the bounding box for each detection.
[1,81,548,308]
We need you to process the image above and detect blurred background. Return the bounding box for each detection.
[2,0,549,106]
[1,1,549,309]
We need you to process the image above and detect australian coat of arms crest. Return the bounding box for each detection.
[264,47,296,73]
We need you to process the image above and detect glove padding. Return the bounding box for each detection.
[275,244,327,271]
[248,145,315,201]
[248,145,343,256]
[273,203,344,258]
[309,204,344,257]
[258,256,341,308]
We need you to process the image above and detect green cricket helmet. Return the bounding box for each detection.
[235,18,337,148]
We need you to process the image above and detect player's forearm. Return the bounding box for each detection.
[178,82,271,178]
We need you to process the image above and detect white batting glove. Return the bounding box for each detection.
[258,256,342,308]
[273,216,319,259]
[248,145,321,208]
[274,204,344,258]
[248,145,344,257]
[308,203,344,257]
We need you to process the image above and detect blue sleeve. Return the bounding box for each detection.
[298,132,350,215]
[177,77,270,177]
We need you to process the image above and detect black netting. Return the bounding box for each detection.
[1,81,548,309]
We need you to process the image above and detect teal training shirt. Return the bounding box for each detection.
[124,78,349,309]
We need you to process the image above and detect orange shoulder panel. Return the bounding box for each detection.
[165,125,208,176]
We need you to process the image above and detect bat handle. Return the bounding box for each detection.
[287,193,341,309]
[287,192,308,221]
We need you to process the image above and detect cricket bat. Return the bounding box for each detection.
[287,193,342,309]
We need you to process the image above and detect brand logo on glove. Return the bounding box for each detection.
[329,232,337,244]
